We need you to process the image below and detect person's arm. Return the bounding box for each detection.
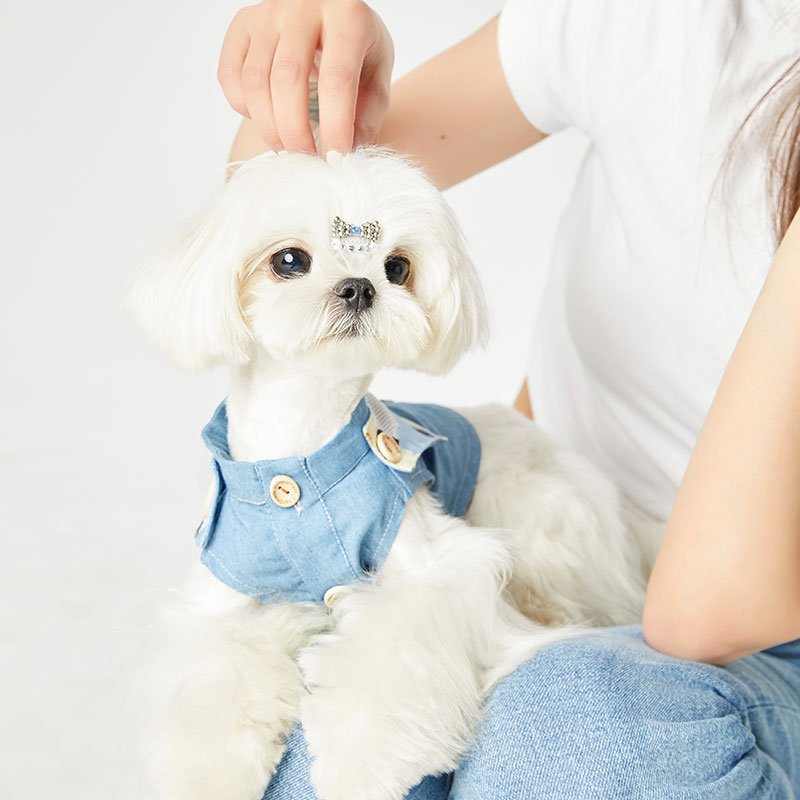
[514,379,534,419]
[643,210,800,665]
[228,15,545,189]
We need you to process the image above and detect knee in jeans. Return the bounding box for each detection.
[484,627,749,731]
[452,630,763,797]
[485,631,642,723]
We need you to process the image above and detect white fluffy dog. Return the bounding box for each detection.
[129,147,661,800]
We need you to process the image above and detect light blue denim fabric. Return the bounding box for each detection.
[196,395,481,603]
[263,626,800,799]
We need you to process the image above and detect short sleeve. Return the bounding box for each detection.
[497,0,684,136]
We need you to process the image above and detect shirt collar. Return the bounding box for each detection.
[201,397,373,504]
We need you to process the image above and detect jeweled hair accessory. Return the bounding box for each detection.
[330,216,382,252]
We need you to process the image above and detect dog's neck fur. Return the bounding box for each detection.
[226,349,372,463]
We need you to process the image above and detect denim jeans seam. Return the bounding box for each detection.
[451,409,473,511]
[745,702,800,716]
[227,494,266,506]
[371,488,404,561]
[202,549,265,596]
[318,448,371,497]
[262,490,313,590]
[300,458,360,582]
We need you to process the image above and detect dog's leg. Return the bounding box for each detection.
[299,490,534,800]
[137,567,328,800]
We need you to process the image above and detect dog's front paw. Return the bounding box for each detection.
[299,627,470,800]
[309,756,405,800]
[149,736,280,800]
[302,688,415,800]
[139,593,330,800]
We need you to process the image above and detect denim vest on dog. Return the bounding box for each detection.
[196,394,481,604]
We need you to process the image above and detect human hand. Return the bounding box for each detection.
[218,0,394,154]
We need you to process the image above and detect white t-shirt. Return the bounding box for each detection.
[497,0,800,521]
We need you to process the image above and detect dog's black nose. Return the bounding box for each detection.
[333,278,376,312]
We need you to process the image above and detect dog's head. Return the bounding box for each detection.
[128,147,487,377]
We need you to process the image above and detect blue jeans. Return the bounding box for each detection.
[265,625,800,799]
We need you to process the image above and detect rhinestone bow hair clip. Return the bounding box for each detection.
[330,216,382,252]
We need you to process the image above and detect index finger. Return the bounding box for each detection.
[218,10,255,117]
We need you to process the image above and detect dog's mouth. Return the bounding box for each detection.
[321,327,359,342]
[338,324,361,338]
[322,310,372,341]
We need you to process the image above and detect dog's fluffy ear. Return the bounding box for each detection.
[413,207,489,375]
[126,202,251,370]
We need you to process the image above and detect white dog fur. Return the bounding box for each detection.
[129,147,662,800]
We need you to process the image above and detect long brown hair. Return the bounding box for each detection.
[745,58,800,242]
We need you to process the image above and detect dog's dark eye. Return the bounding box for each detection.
[270,247,311,279]
[384,255,410,286]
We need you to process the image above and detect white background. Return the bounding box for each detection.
[0,1,586,797]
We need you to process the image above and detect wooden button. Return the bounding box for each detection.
[376,431,402,463]
[323,585,353,609]
[269,475,301,508]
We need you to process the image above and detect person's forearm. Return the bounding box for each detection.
[643,211,800,664]
[229,16,544,188]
